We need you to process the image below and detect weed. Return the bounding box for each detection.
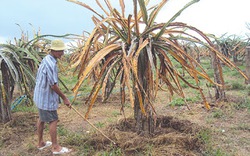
[95,122,105,128]
[180,81,188,88]
[12,104,37,113]
[102,146,123,156]
[58,125,90,145]
[144,144,154,156]
[206,82,215,88]
[64,132,87,146]
[235,123,250,131]
[234,97,250,111]
[169,98,185,106]
[169,96,200,107]
[231,70,241,77]
[197,129,211,144]
[211,109,224,118]
[124,102,131,108]
[213,148,227,156]
[107,117,115,123]
[231,81,244,90]
[112,111,120,117]
[246,84,250,95]
[206,70,214,78]
[57,125,68,136]
[27,143,37,153]
[0,140,3,148]
[198,129,228,156]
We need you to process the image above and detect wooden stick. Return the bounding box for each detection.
[71,106,116,145]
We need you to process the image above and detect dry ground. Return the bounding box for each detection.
[0,91,249,156]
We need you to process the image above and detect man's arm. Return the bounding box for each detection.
[51,84,71,108]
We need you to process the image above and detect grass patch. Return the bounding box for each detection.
[211,148,228,156]
[197,129,211,144]
[11,95,37,113]
[231,81,245,90]
[64,132,87,146]
[169,96,200,107]
[233,97,250,111]
[112,111,120,117]
[101,146,123,156]
[197,129,227,156]
[234,123,250,131]
[169,98,185,106]
[211,108,224,119]
[246,84,250,95]
[57,125,92,154]
[12,105,37,113]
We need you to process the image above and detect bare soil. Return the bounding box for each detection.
[0,92,249,156]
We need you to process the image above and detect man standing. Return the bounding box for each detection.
[34,39,71,154]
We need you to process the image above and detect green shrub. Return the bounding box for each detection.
[169,98,185,106]
[169,96,200,107]
[231,81,244,90]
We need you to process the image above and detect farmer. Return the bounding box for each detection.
[33,39,71,154]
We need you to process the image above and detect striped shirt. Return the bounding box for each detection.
[33,54,59,110]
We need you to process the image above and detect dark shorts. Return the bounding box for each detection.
[38,109,58,123]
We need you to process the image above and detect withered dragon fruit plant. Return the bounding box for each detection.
[67,0,247,134]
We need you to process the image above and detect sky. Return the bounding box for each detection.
[0,0,250,43]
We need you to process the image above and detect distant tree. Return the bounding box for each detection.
[211,34,248,101]
[245,23,250,84]
[246,47,250,84]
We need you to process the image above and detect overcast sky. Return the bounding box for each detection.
[0,0,249,43]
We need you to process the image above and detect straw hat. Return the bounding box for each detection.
[50,40,66,51]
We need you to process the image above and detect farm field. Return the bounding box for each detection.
[1,1,250,155]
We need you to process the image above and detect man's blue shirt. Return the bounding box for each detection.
[33,54,59,110]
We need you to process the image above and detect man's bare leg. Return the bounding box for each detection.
[49,120,61,152]
[37,119,45,147]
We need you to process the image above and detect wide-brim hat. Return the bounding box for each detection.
[50,39,66,51]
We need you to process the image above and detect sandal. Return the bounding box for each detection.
[52,147,71,155]
[38,141,52,150]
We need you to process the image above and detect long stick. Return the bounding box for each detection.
[71,106,116,145]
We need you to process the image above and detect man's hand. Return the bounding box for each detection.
[51,84,72,109]
[63,98,72,108]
